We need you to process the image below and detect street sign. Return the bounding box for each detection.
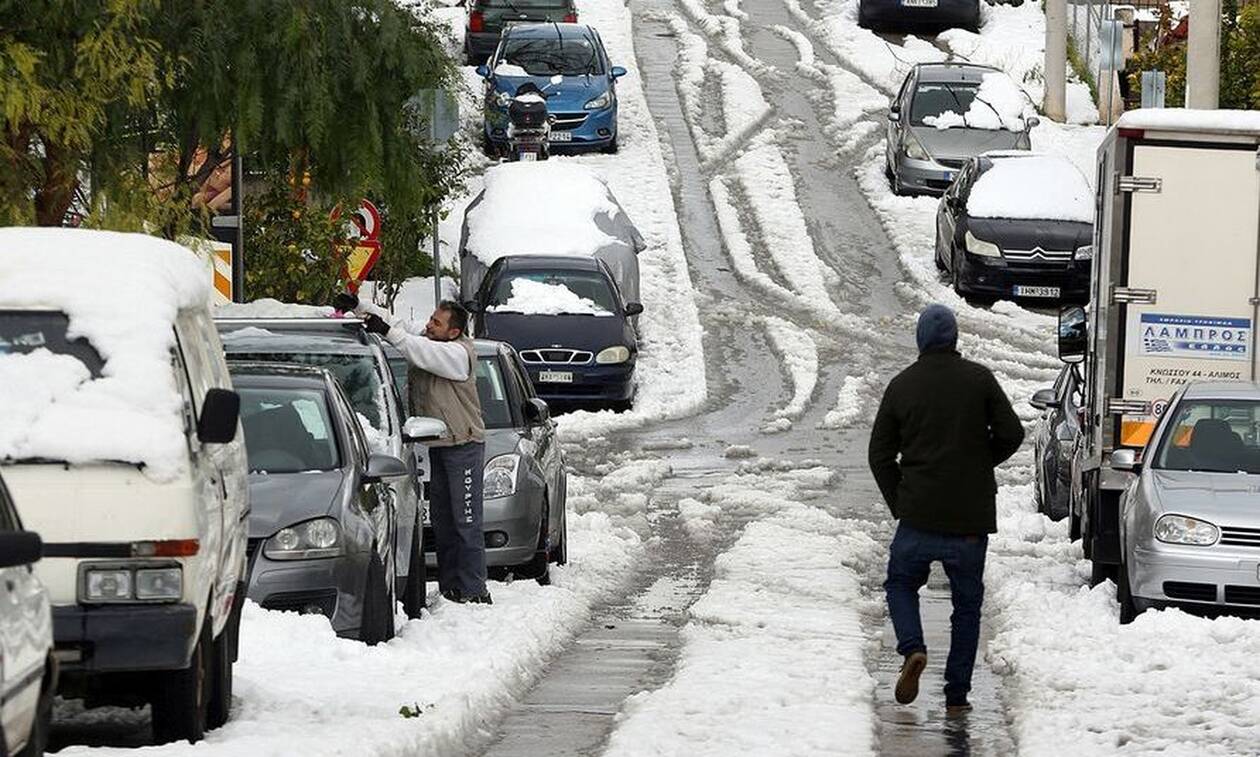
[1141,70,1167,108]
[415,89,460,143]
[1100,19,1125,71]
[332,199,382,292]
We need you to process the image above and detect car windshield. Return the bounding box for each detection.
[477,356,516,429]
[1155,400,1260,474]
[239,388,340,474]
[500,37,602,76]
[910,82,980,126]
[489,272,618,315]
[0,311,105,376]
[229,352,384,430]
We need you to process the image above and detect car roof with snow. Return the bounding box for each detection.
[1180,381,1260,401]
[967,154,1092,223]
[216,320,377,356]
[914,62,1001,84]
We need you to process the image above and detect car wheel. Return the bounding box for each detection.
[207,598,241,730]
[603,136,619,154]
[402,514,427,619]
[16,657,54,757]
[1117,559,1140,624]
[857,0,872,28]
[951,248,968,298]
[552,494,568,567]
[891,169,906,197]
[1033,466,1046,515]
[151,617,212,744]
[934,237,948,272]
[511,502,552,585]
[1069,499,1082,541]
[359,551,393,646]
[610,399,633,413]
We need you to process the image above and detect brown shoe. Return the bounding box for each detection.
[945,702,973,717]
[895,651,927,704]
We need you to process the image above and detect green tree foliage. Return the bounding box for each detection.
[1130,3,1260,109]
[242,178,351,303]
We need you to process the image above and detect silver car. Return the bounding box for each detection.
[1114,381,1260,623]
[0,472,54,757]
[885,63,1037,196]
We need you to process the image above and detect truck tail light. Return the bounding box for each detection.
[469,11,485,32]
[133,539,200,557]
[563,12,577,22]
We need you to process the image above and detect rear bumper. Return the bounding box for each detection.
[53,603,198,673]
[956,254,1090,303]
[860,0,980,28]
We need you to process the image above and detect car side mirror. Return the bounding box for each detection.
[888,110,901,122]
[364,453,409,483]
[610,66,627,79]
[463,299,483,314]
[476,64,490,79]
[524,397,551,425]
[1030,388,1059,411]
[1058,305,1087,364]
[198,388,240,444]
[1110,448,1141,472]
[624,302,644,316]
[403,416,450,444]
[1025,115,1041,129]
[0,531,41,569]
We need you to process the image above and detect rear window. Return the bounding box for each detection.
[239,388,340,473]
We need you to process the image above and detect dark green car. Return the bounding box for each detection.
[464,0,577,66]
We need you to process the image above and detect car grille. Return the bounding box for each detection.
[1220,525,1260,548]
[1003,247,1074,263]
[1163,581,1217,602]
[550,112,588,131]
[937,158,965,169]
[1224,586,1260,605]
[520,348,593,365]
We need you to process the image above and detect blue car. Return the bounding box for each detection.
[468,255,643,411]
[477,23,626,154]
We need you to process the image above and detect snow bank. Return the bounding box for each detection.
[968,155,1093,223]
[923,72,1033,132]
[763,317,818,422]
[0,228,209,480]
[1117,107,1260,135]
[487,279,612,316]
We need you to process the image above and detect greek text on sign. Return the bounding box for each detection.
[1140,313,1251,361]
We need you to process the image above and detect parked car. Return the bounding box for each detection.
[886,63,1037,196]
[1031,364,1083,522]
[0,473,55,757]
[1114,382,1260,623]
[469,255,642,410]
[464,0,577,66]
[215,316,427,618]
[934,152,1094,303]
[230,363,421,643]
[459,161,645,306]
[858,0,979,32]
[0,229,248,744]
[478,23,626,155]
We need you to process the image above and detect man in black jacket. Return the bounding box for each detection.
[868,304,1024,716]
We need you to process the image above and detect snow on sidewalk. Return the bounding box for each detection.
[603,504,881,757]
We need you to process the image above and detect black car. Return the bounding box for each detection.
[858,0,979,32]
[468,255,642,411]
[464,0,577,65]
[935,152,1093,304]
[1030,363,1083,522]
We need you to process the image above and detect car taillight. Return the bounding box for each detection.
[563,12,577,22]
[469,10,485,32]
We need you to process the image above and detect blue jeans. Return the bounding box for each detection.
[884,522,988,706]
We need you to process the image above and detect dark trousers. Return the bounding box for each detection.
[428,442,487,598]
[884,522,988,706]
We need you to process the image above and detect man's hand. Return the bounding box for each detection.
[333,292,359,313]
[362,313,391,336]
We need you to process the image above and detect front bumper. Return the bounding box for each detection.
[956,253,1090,303]
[1130,541,1260,611]
[523,361,635,405]
[484,103,618,153]
[425,492,542,568]
[861,0,980,29]
[247,545,368,638]
[893,153,963,196]
[53,603,198,673]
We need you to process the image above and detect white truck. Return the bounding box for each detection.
[1059,109,1260,581]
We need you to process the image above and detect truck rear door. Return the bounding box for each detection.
[1119,143,1260,447]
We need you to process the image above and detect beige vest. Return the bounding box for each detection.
[408,337,485,447]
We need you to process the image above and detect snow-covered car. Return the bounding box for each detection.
[0,472,55,757]
[1113,381,1260,623]
[230,363,415,643]
[458,161,645,306]
[469,255,642,411]
[886,63,1038,196]
[214,315,427,618]
[858,0,979,32]
[934,152,1093,303]
[0,229,248,744]
[1030,363,1083,522]
[464,0,577,66]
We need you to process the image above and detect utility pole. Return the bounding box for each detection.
[1044,0,1068,121]
[1186,0,1222,109]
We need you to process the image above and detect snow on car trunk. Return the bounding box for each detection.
[0,228,209,481]
[967,155,1094,223]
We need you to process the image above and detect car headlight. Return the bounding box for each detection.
[1074,244,1093,261]
[85,569,132,602]
[484,454,520,499]
[135,568,183,601]
[264,517,343,560]
[595,345,631,364]
[1154,514,1219,546]
[903,131,930,161]
[82,564,183,603]
[584,91,612,110]
[965,230,1002,258]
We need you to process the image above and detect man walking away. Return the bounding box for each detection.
[867,304,1023,716]
[335,292,491,605]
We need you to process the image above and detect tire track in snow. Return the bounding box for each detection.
[761,316,819,431]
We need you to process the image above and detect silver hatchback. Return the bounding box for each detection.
[1114,382,1260,622]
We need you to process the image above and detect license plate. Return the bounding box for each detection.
[520,151,537,161]
[538,371,573,383]
[549,131,572,142]
[942,171,956,182]
[902,0,938,6]
[1013,285,1061,298]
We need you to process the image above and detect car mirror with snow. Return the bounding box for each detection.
[624,302,644,316]
[403,416,449,444]
[524,398,551,425]
[364,453,409,483]
[1110,448,1141,472]
[1025,116,1041,130]
[0,531,42,569]
[1029,388,1058,411]
[888,110,901,122]
[476,64,490,79]
[197,388,241,444]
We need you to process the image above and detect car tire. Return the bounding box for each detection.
[1069,500,1082,541]
[511,502,552,585]
[1033,467,1046,515]
[151,617,212,745]
[890,169,906,197]
[610,399,633,413]
[1117,559,1140,624]
[16,657,54,757]
[207,598,241,730]
[951,248,969,298]
[552,495,568,567]
[857,0,872,29]
[359,551,394,646]
[603,136,619,154]
[402,514,427,619]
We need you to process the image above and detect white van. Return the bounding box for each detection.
[0,228,248,744]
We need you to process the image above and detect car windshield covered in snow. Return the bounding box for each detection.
[911,83,979,126]
[0,312,106,376]
[500,37,602,76]
[489,273,617,315]
[1155,400,1260,474]
[239,387,340,473]
[228,352,383,429]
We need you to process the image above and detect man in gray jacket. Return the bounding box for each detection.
[336,292,490,604]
